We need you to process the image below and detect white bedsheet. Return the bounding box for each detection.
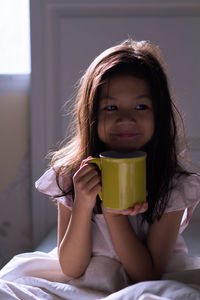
[0,248,200,300]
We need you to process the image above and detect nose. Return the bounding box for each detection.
[116,109,136,124]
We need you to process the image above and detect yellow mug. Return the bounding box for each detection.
[87,151,147,210]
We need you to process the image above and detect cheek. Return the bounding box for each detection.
[97,123,102,139]
[149,117,155,137]
[142,114,155,137]
[97,114,113,143]
[97,116,106,140]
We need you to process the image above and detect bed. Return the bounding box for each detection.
[0,219,199,300]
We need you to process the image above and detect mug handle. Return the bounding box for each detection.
[86,157,103,200]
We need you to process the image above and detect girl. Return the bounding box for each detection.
[36,39,200,286]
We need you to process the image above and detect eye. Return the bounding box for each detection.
[104,105,118,111]
[135,104,148,110]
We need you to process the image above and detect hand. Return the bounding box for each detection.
[102,202,148,216]
[73,161,101,211]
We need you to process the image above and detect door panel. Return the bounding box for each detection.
[30,1,200,246]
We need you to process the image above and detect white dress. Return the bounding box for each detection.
[0,169,199,300]
[35,168,200,259]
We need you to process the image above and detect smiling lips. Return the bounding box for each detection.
[115,133,139,138]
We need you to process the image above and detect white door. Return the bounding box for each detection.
[30,0,200,247]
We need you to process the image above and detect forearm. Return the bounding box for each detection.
[58,202,93,278]
[103,213,159,282]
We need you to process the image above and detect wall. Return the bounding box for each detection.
[0,75,32,268]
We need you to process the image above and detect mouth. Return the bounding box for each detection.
[115,133,140,138]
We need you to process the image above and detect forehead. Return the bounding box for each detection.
[99,74,150,97]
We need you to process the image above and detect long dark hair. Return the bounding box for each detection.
[51,39,190,223]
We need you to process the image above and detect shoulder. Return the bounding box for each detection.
[166,173,200,213]
[35,167,73,210]
[165,173,200,233]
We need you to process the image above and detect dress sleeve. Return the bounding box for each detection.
[35,167,73,210]
[165,174,200,233]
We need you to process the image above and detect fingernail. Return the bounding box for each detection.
[135,204,140,210]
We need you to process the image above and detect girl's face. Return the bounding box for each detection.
[97,74,155,152]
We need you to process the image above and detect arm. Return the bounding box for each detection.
[103,208,184,282]
[57,164,101,278]
[57,202,93,278]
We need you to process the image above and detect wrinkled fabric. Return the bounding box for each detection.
[36,169,200,256]
[0,170,199,299]
[0,249,200,300]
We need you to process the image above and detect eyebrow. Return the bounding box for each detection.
[100,95,151,101]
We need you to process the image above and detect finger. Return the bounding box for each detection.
[102,206,119,214]
[80,156,93,167]
[79,163,97,174]
[102,202,148,216]
[120,205,140,216]
[86,173,101,192]
[74,164,98,182]
[133,202,148,214]
[122,208,138,216]
[132,202,148,211]
[102,207,131,215]
[128,203,148,216]
[90,181,102,196]
[140,202,148,212]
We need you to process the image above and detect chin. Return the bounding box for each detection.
[108,146,140,153]
[104,142,144,153]
[120,149,139,153]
